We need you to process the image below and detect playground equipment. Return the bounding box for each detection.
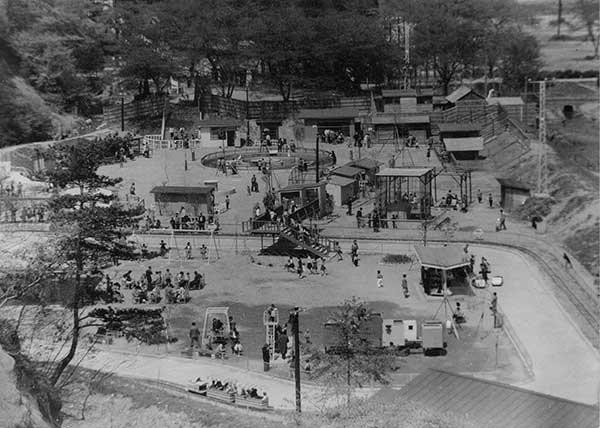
[201,307,231,348]
[263,306,279,361]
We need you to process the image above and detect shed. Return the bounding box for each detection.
[326,175,357,206]
[446,86,485,104]
[369,114,431,140]
[387,369,599,428]
[443,137,484,160]
[438,122,482,139]
[150,186,214,217]
[330,165,363,180]
[298,108,361,137]
[487,96,526,123]
[197,118,243,149]
[375,167,435,220]
[349,158,380,183]
[279,182,328,216]
[497,177,532,211]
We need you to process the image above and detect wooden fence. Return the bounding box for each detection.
[103,96,167,125]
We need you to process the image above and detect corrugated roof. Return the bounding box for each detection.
[350,158,380,171]
[496,177,532,191]
[297,108,361,120]
[397,369,599,428]
[327,175,356,187]
[446,86,484,103]
[438,122,482,133]
[443,137,484,152]
[150,186,214,195]
[198,118,242,128]
[376,167,433,177]
[382,89,417,97]
[371,114,430,125]
[414,245,469,270]
[331,165,363,178]
[279,182,323,193]
[486,97,525,106]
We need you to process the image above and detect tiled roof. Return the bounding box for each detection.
[396,369,599,428]
[438,122,482,133]
[443,137,484,152]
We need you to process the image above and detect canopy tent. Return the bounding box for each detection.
[414,245,469,270]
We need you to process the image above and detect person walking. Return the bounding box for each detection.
[225,195,230,211]
[356,207,363,228]
[189,322,201,349]
[401,274,409,298]
[426,148,431,162]
[488,193,493,208]
[499,209,507,230]
[377,270,384,288]
[490,292,498,314]
[351,239,359,267]
[185,242,192,259]
[477,189,483,203]
[563,253,573,269]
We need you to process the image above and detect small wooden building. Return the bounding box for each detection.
[279,182,328,215]
[375,167,435,220]
[330,164,363,181]
[497,178,531,211]
[297,108,361,137]
[197,118,243,148]
[349,158,380,183]
[443,137,484,160]
[150,186,214,216]
[486,97,525,123]
[326,175,357,206]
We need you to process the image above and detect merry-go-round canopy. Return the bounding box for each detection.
[414,245,470,270]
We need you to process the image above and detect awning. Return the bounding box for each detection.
[376,167,433,177]
[414,245,470,270]
[443,137,484,152]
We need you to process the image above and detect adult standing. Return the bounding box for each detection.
[477,189,483,203]
[499,209,507,230]
[189,322,201,349]
[488,193,493,208]
[225,195,230,211]
[401,274,409,298]
[350,239,359,267]
[356,207,363,228]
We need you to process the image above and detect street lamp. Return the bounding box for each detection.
[246,70,252,146]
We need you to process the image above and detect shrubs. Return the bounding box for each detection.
[381,254,412,264]
[512,197,556,221]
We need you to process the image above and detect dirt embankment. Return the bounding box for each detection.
[506,115,599,275]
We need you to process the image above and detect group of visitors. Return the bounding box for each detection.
[285,256,327,278]
[320,129,346,145]
[1,204,46,223]
[192,377,268,404]
[120,266,206,305]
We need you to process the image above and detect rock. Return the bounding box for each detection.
[0,346,53,428]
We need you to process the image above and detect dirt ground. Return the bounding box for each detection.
[103,250,527,385]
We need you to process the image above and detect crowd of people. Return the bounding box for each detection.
[190,377,268,404]
[106,266,207,305]
[285,256,327,278]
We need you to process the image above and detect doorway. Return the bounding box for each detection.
[226,130,235,147]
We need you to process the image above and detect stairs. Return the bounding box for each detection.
[278,226,332,258]
[289,199,320,223]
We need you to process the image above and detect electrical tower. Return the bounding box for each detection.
[529,77,598,197]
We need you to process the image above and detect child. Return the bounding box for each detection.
[401,274,409,298]
[377,270,384,288]
[320,259,327,276]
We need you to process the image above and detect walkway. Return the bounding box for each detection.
[75,348,373,411]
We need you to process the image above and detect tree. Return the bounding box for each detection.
[572,0,600,58]
[499,30,542,92]
[309,297,395,404]
[42,140,148,385]
[411,0,485,95]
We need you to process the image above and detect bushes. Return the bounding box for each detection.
[381,254,412,264]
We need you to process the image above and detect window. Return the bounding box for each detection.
[210,128,227,140]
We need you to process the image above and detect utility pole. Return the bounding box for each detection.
[528,77,598,196]
[120,96,125,132]
[315,135,319,183]
[290,307,301,413]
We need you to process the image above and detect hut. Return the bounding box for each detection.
[279,182,328,216]
[496,178,532,211]
[443,137,483,160]
[375,167,435,220]
[197,118,243,148]
[330,164,363,181]
[486,96,525,123]
[150,186,214,216]
[326,175,357,207]
[349,157,380,184]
